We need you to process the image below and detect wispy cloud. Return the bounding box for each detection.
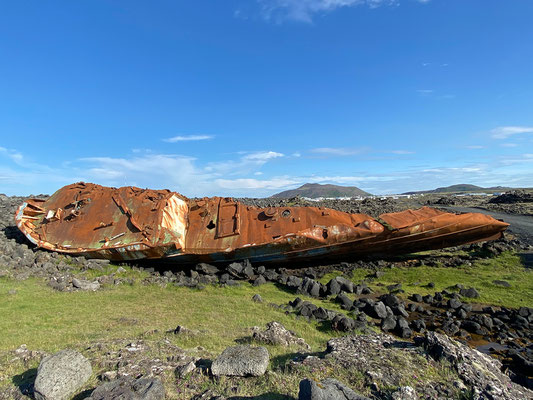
[163,135,214,143]
[216,177,299,190]
[259,0,398,23]
[205,151,285,176]
[417,89,433,95]
[1,143,532,197]
[311,147,368,156]
[389,150,414,155]
[490,126,533,139]
[0,146,24,164]
[241,151,284,162]
[79,154,210,192]
[498,153,533,166]
[465,145,485,149]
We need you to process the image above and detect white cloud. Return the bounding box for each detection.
[1,143,532,197]
[79,154,210,194]
[491,126,533,139]
[498,153,533,166]
[417,89,433,95]
[389,150,414,155]
[501,143,518,148]
[465,145,485,149]
[241,151,284,161]
[205,151,285,176]
[421,166,484,173]
[0,146,24,164]
[216,177,300,190]
[259,0,398,23]
[163,135,214,143]
[311,147,367,156]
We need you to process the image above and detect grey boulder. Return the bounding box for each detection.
[211,345,269,376]
[87,377,165,399]
[298,378,370,400]
[72,277,100,291]
[252,321,310,349]
[34,349,92,400]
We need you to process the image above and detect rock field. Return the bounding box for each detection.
[1,193,532,399]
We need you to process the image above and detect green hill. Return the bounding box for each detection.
[402,184,512,195]
[271,183,371,198]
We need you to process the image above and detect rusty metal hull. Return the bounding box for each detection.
[15,183,510,263]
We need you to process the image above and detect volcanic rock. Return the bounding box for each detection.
[34,350,92,400]
[252,321,310,349]
[298,378,370,400]
[211,345,269,377]
[87,377,165,400]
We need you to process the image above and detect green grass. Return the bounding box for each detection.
[0,277,343,397]
[0,251,528,398]
[320,251,532,308]
[0,278,337,353]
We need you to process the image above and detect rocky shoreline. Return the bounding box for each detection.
[1,193,532,399]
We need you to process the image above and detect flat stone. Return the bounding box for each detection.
[298,378,370,400]
[72,277,100,291]
[87,377,165,400]
[492,280,511,287]
[34,349,92,400]
[195,263,219,275]
[211,345,269,377]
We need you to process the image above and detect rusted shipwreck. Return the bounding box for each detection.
[15,182,509,263]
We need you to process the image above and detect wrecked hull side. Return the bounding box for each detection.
[165,218,506,264]
[14,182,509,263]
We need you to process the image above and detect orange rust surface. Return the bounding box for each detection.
[15,182,510,262]
[184,197,384,254]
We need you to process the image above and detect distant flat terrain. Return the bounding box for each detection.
[403,184,514,195]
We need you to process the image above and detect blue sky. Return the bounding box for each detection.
[1,0,532,197]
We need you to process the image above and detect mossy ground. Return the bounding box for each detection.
[0,251,530,398]
[322,251,532,308]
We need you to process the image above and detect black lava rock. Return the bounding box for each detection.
[460,287,480,298]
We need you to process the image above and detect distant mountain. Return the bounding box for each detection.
[271,183,371,199]
[402,184,512,195]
